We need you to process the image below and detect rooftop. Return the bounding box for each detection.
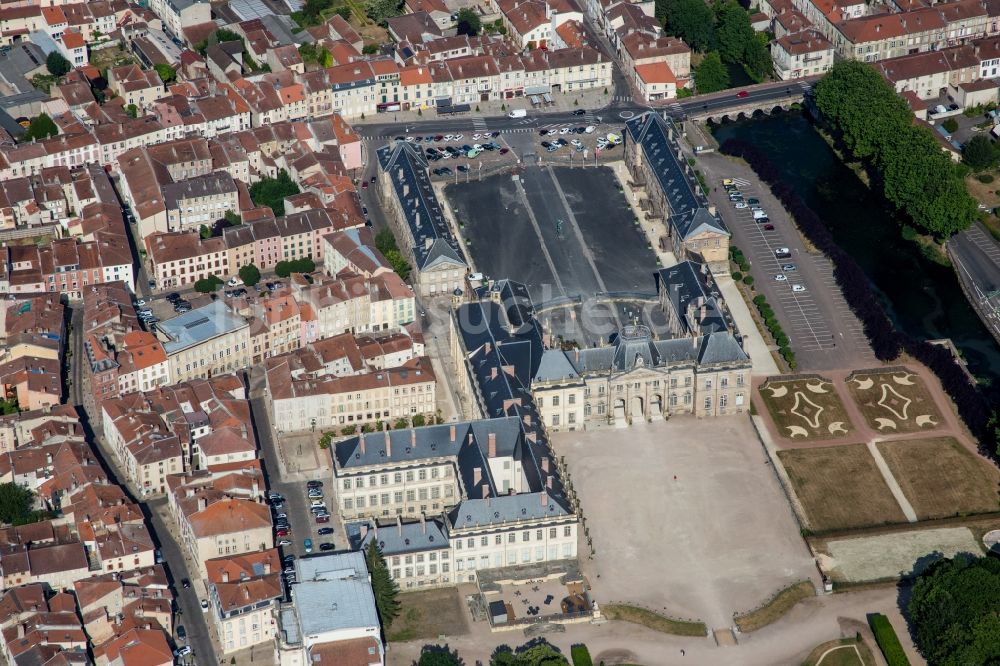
[158,300,248,356]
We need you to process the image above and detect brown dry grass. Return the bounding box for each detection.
[385,587,468,642]
[777,444,907,532]
[846,369,943,435]
[876,437,1000,520]
[965,173,1000,208]
[734,580,815,633]
[760,377,854,441]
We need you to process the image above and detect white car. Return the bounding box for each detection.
[473,144,482,151]
[774,274,787,281]
[444,134,455,141]
[200,599,209,613]
[472,133,481,140]
[792,284,807,292]
[277,538,291,546]
[596,140,608,150]
[453,134,463,141]
[226,277,240,287]
[775,247,791,258]
[734,202,747,209]
[571,139,583,148]
[135,299,146,307]
[559,127,570,134]
[585,125,596,133]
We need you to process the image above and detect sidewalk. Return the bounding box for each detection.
[715,275,780,376]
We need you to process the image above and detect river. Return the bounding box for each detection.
[712,111,1000,386]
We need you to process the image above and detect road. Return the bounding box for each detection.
[949,222,1000,345]
[352,79,814,141]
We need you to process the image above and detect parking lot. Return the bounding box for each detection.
[694,153,876,371]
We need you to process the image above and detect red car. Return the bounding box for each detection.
[275,528,290,537]
[764,224,775,230]
[316,514,330,523]
[361,181,369,189]
[736,90,749,98]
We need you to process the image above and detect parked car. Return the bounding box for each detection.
[200,599,209,613]
[176,625,186,640]
[166,292,181,302]
[585,126,596,133]
[174,646,192,657]
[734,202,747,209]
[318,527,334,535]
[320,543,335,551]
[541,141,551,148]
[457,165,469,172]
[763,224,775,230]
[500,148,509,155]
[277,539,291,546]
[276,528,289,537]
[316,514,330,523]
[747,198,760,205]
[181,579,190,588]
[304,538,313,553]
[782,264,797,272]
[307,480,323,488]
[774,274,787,281]
[572,108,586,116]
[792,284,807,292]
[775,247,792,258]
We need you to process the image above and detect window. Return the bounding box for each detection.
[564,525,572,537]
[522,531,530,542]
[552,395,559,406]
[704,397,712,410]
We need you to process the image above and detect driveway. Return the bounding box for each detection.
[554,417,819,629]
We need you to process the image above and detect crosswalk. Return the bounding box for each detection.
[472,115,488,131]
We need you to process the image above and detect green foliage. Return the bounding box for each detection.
[199,224,211,239]
[0,483,38,525]
[46,51,71,77]
[126,104,138,118]
[411,413,426,427]
[909,556,1000,666]
[153,63,176,84]
[456,8,481,35]
[742,275,754,286]
[300,42,334,67]
[868,613,911,666]
[299,0,334,25]
[23,113,58,142]
[569,645,592,666]
[362,43,380,54]
[712,0,771,80]
[335,6,352,20]
[375,228,412,280]
[366,0,402,25]
[490,641,569,666]
[977,173,995,184]
[415,646,465,666]
[659,0,715,51]
[224,209,241,226]
[942,117,959,133]
[676,86,693,98]
[393,417,409,429]
[318,431,335,449]
[341,424,358,436]
[274,257,316,278]
[249,169,300,217]
[195,28,246,56]
[815,61,976,236]
[731,271,743,281]
[963,135,998,171]
[194,275,223,293]
[0,396,17,415]
[694,51,729,94]
[365,540,401,627]
[239,263,261,286]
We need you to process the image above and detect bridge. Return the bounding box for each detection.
[669,78,820,123]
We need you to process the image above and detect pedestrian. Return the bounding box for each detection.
[681,649,686,656]
[673,475,677,480]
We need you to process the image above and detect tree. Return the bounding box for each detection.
[224,209,241,226]
[694,51,729,93]
[239,263,261,286]
[963,134,998,171]
[456,8,481,36]
[393,417,409,429]
[714,0,752,63]
[199,224,212,239]
[415,646,465,666]
[411,413,426,427]
[126,103,138,118]
[660,0,715,52]
[489,641,569,666]
[46,51,71,77]
[909,555,1000,666]
[374,228,412,280]
[0,483,36,525]
[154,63,176,84]
[335,6,352,20]
[318,432,335,449]
[248,169,300,217]
[366,0,402,25]
[194,275,223,293]
[362,43,380,54]
[365,540,400,627]
[23,113,58,142]
[0,396,17,415]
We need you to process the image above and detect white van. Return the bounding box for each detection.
[508,109,527,118]
[752,209,768,219]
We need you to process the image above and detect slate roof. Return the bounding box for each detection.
[560,326,748,375]
[625,112,729,241]
[656,260,729,335]
[346,518,449,555]
[448,492,571,530]
[376,141,466,272]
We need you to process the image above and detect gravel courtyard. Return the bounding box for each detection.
[554,417,819,629]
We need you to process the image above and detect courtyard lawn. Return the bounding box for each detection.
[385,588,468,642]
[759,376,854,440]
[846,368,943,434]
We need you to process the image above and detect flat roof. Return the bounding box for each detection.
[293,552,381,638]
[159,300,248,355]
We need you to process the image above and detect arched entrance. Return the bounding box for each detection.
[630,395,644,423]
[650,394,663,420]
[613,398,626,426]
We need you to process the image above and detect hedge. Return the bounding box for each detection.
[869,613,911,666]
[570,644,593,666]
[720,138,993,449]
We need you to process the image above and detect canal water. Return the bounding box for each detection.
[712,111,1000,385]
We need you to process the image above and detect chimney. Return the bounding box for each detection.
[263,561,271,574]
[420,513,426,533]
[490,366,498,380]
[396,514,402,535]
[386,433,392,458]
[481,485,489,498]
[199,497,207,511]
[449,425,456,441]
[708,205,717,216]
[488,432,496,458]
[699,305,706,322]
[523,413,532,426]
[546,475,554,489]
[484,342,492,354]
[540,491,548,506]
[473,466,481,485]
[360,432,366,455]
[541,457,549,473]
[410,429,416,447]
[222,570,229,583]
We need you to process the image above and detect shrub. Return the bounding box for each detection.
[570,644,593,666]
[743,275,754,286]
[194,275,223,293]
[977,174,995,184]
[869,614,910,666]
[340,425,357,436]
[942,117,959,134]
[731,271,743,281]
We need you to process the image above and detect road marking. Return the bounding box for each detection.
[512,175,568,298]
